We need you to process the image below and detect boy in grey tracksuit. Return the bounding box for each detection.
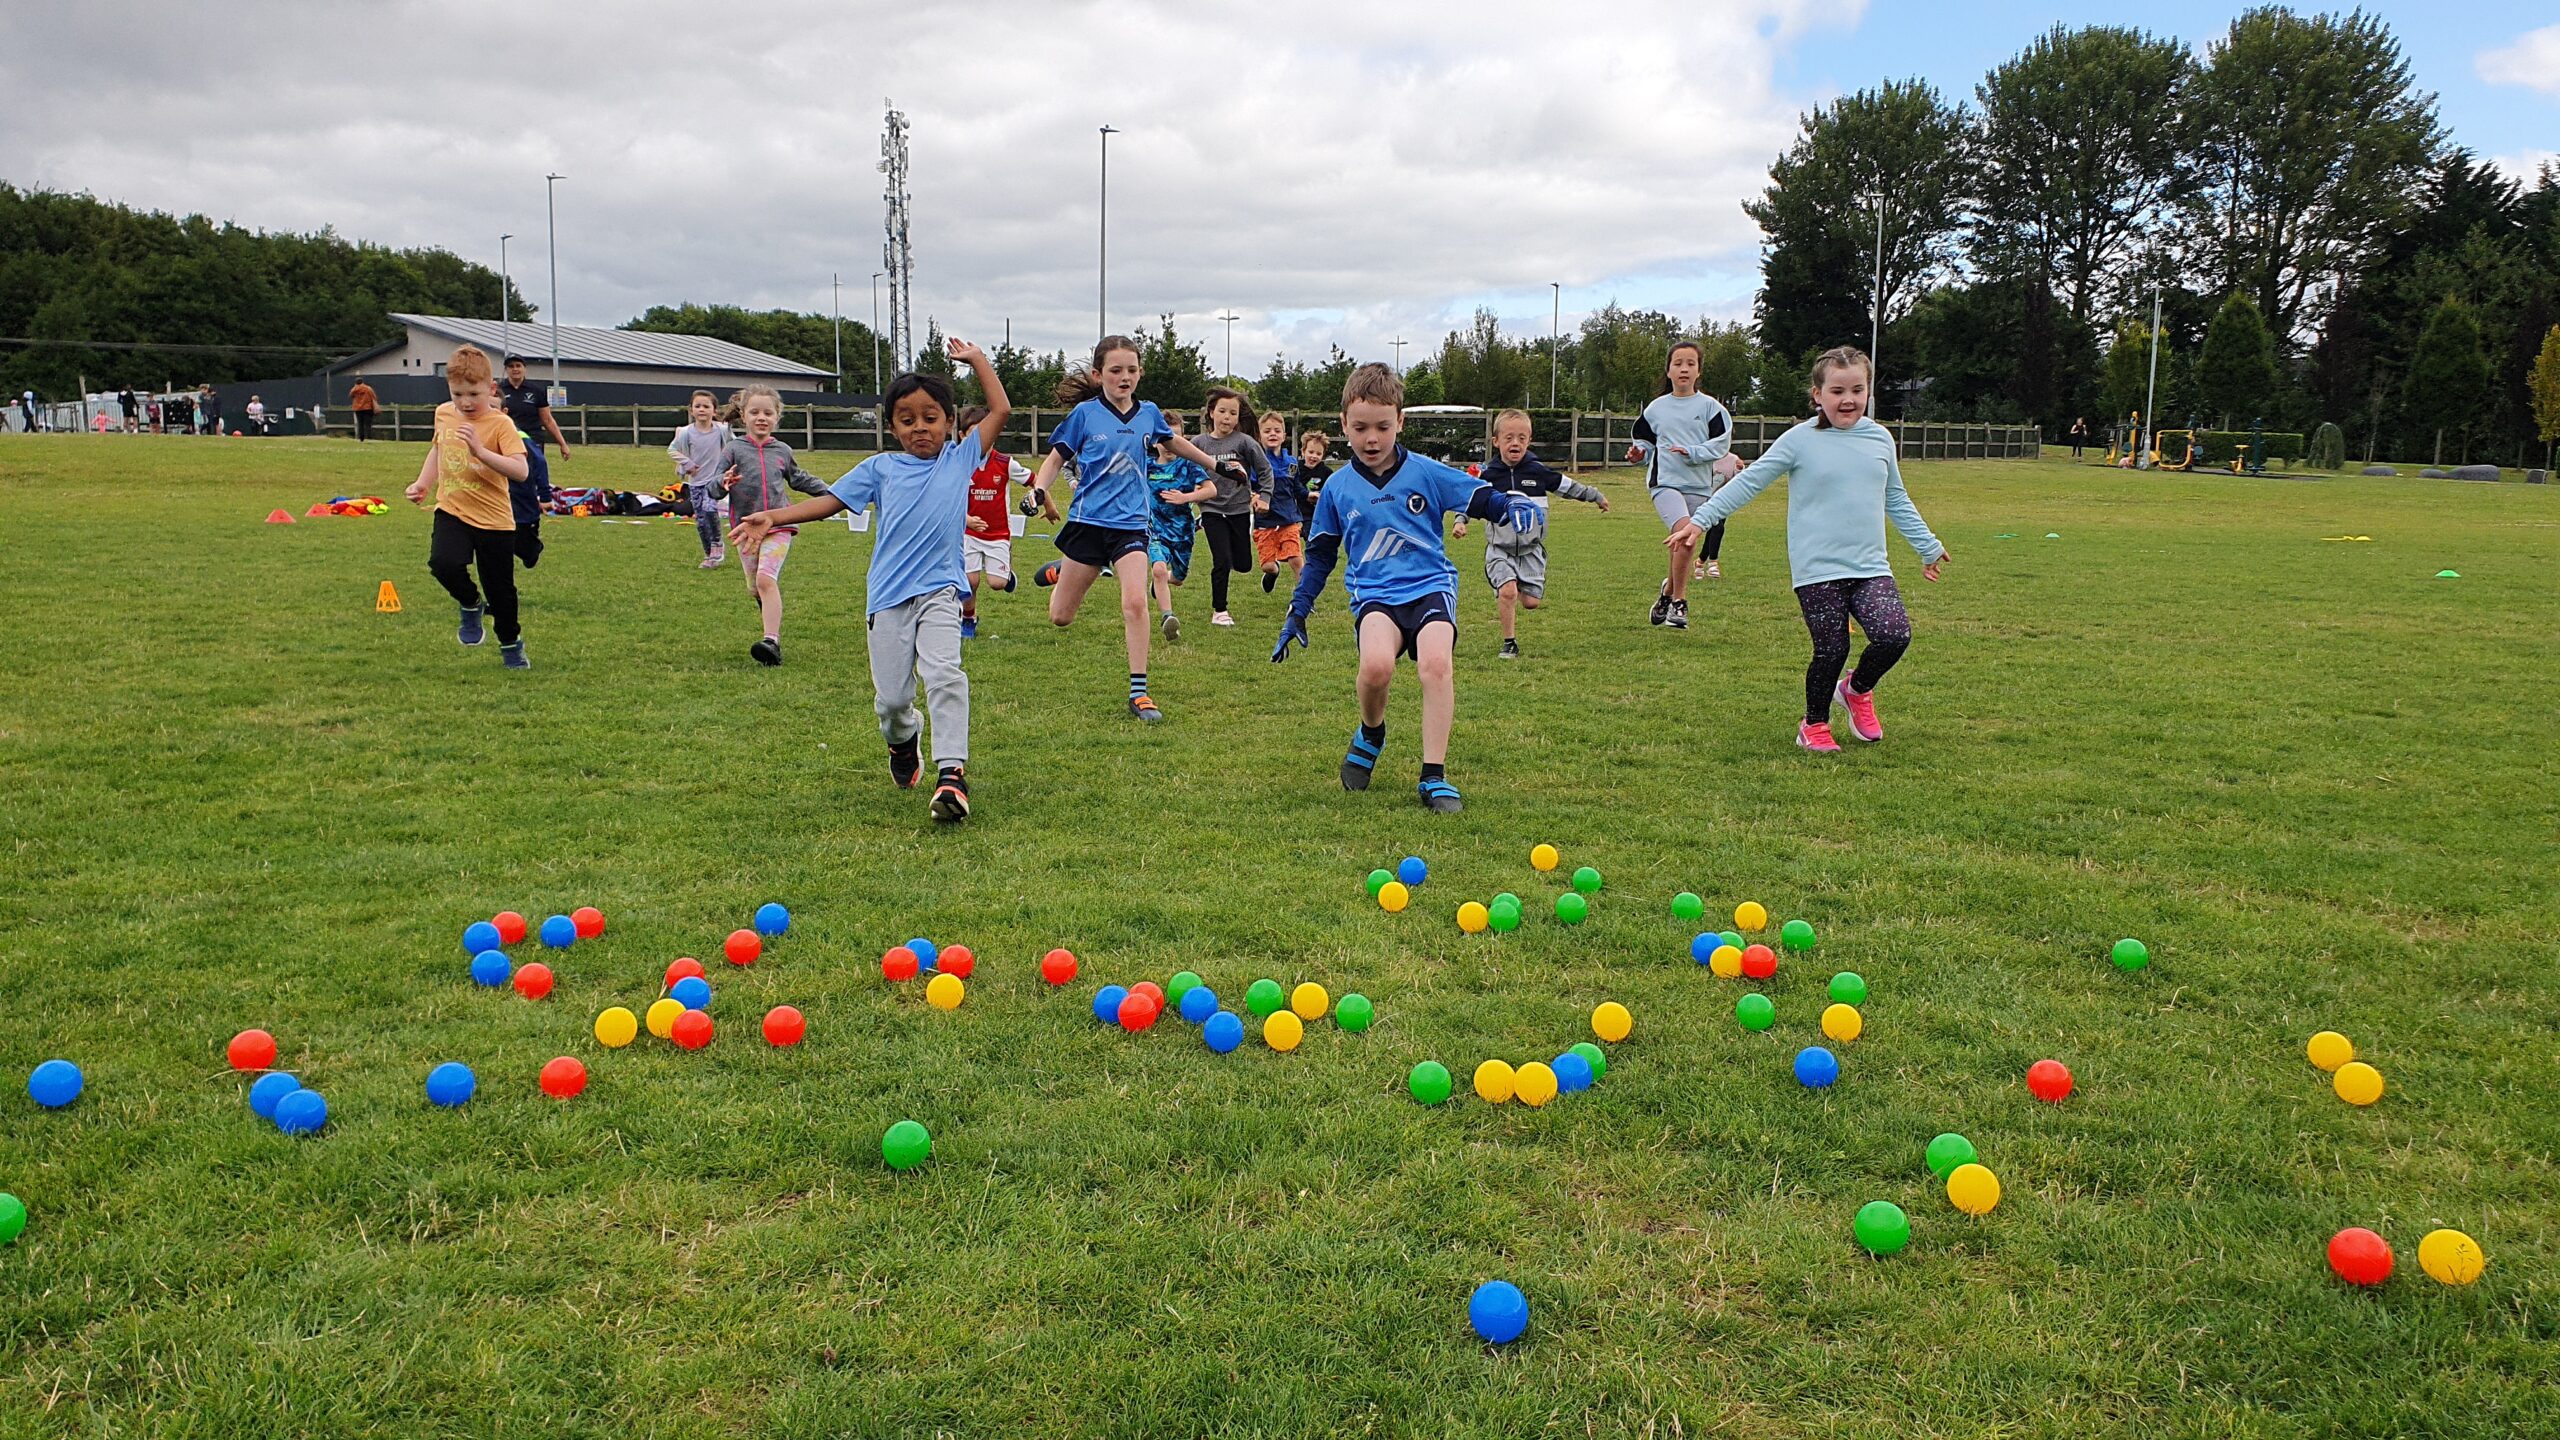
[668,399,734,566]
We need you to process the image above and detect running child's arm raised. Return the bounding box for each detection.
[952,338,1011,451]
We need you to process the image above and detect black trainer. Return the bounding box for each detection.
[1262,569,1278,593]
[1499,637,1520,660]
[751,637,782,666]
[1665,598,1689,630]
[1648,585,1670,627]
[931,766,971,823]
[888,739,922,788]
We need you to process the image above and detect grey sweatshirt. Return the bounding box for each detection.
[715,434,828,529]
[668,421,733,490]
[1190,429,1273,516]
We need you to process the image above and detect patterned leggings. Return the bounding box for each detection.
[1794,575,1911,725]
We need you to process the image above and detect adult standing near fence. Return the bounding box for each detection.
[17,390,38,433]
[497,356,565,567]
[2069,417,2089,459]
[118,385,139,434]
[349,376,379,442]
[199,385,223,436]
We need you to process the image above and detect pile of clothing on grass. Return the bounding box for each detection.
[305,494,389,517]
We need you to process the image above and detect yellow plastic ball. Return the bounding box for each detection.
[1821,1003,1864,1043]
[1947,1162,2002,1215]
[2333,1061,2384,1106]
[1290,982,1329,1021]
[593,1006,639,1048]
[1473,1059,1516,1103]
[645,997,683,1039]
[1530,844,1559,872]
[1709,944,1743,979]
[2417,1228,2485,1286]
[2306,1031,2354,1073]
[1378,881,1410,913]
[1457,901,1490,934]
[926,973,965,1011]
[1735,901,1768,932]
[1592,1001,1632,1044]
[1265,1010,1304,1052]
[1514,1061,1558,1107]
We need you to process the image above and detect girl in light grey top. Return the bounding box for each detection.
[668,389,734,565]
[1624,341,1740,629]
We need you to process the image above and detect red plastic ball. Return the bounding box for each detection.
[1740,943,1778,979]
[571,906,606,939]
[1117,991,1161,1032]
[2328,1227,2394,1286]
[763,1005,806,1046]
[724,929,762,966]
[513,962,555,1000]
[672,1009,714,1050]
[2027,1058,2074,1102]
[938,944,976,979]
[665,957,707,988]
[539,1056,587,1097]
[1129,981,1166,1010]
[492,910,529,945]
[226,1028,277,1071]
[881,946,919,981]
[1040,948,1077,986]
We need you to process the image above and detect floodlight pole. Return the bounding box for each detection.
[1217,311,1239,381]
[2140,288,2162,471]
[1868,187,1886,397]
[1098,126,1118,339]
[1549,282,1561,408]
[499,234,513,362]
[870,272,883,396]
[544,173,564,392]
[1391,336,1406,375]
[832,273,843,391]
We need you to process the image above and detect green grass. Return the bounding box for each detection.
[1,435,2555,1438]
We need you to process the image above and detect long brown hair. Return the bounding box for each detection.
[1200,385,1257,436]
[1653,339,1703,398]
[1054,335,1142,405]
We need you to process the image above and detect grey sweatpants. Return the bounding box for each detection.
[868,587,969,767]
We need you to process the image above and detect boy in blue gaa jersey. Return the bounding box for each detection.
[1273,363,1521,814]
[1145,412,1215,641]
[731,337,1009,822]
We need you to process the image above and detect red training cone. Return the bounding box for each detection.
[266,508,296,524]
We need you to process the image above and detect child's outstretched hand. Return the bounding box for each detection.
[966,514,989,533]
[1714,453,1744,480]
[1664,517,1705,551]
[946,336,987,368]
[405,476,432,506]
[1595,495,1612,512]
[1451,520,1468,539]
[728,510,773,550]
[1271,611,1308,663]
[1924,550,1949,583]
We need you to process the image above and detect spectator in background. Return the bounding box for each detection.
[349,377,379,441]
[118,386,139,433]
[199,385,223,436]
[2069,416,2090,459]
[245,395,267,435]
[18,390,38,433]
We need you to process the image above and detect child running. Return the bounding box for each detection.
[1145,413,1214,641]
[1273,363,1523,813]
[1187,386,1273,627]
[1252,408,1305,594]
[1028,335,1243,722]
[712,384,829,665]
[404,344,533,668]
[1666,346,1948,753]
[956,404,1024,640]
[729,338,1009,821]
[1627,340,1740,629]
[667,389,733,568]
[1469,408,1609,659]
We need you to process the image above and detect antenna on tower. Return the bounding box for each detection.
[879,101,914,375]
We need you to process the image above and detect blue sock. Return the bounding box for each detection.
[1129,671,1148,700]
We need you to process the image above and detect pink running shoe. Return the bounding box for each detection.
[1835,678,1883,742]
[1797,721,1842,753]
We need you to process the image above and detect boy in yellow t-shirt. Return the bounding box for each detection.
[405,344,533,667]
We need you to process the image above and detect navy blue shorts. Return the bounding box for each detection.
[1055,521,1147,570]
[1355,591,1457,660]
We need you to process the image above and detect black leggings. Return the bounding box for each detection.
[1700,521,1725,561]
[1795,575,1910,724]
[429,510,522,644]
[1200,512,1253,610]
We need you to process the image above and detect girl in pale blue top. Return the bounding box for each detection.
[1627,341,1740,630]
[1668,346,1950,753]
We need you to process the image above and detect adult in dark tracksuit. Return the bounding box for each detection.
[498,357,570,567]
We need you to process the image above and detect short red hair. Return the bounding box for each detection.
[446,344,493,386]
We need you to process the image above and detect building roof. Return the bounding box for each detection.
[382,313,833,378]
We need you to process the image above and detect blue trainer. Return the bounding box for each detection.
[500,641,530,670]
[457,604,485,646]
[961,616,978,640]
[1418,776,1464,814]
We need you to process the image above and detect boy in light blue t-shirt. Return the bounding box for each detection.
[730,338,1010,822]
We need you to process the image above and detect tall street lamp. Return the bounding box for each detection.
[1217,310,1239,381]
[500,233,513,362]
[544,172,565,396]
[870,271,884,397]
[1549,282,1561,408]
[1098,126,1118,339]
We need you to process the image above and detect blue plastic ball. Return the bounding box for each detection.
[1552,1051,1594,1092]
[274,1088,328,1135]
[462,920,502,954]
[470,949,511,987]
[907,938,938,972]
[1794,1045,1839,1089]
[249,1071,301,1118]
[425,1062,476,1108]
[539,914,577,948]
[28,1059,84,1109]
[754,902,791,937]
[1469,1280,1529,1343]
[1093,985,1129,1024]
[670,975,712,1010]
[1397,856,1428,886]
[1179,985,1220,1023]
[1203,1010,1244,1053]
[1690,932,1717,964]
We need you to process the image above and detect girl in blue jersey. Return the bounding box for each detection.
[1028,335,1240,722]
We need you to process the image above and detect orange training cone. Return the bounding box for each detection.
[375,581,402,614]
[266,508,296,524]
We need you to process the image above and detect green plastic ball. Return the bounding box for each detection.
[1555,893,1589,924]
[0,1192,24,1246]
[1493,892,1521,910]
[1720,930,1744,950]
[1925,1132,1977,1179]
[1337,993,1375,1032]
[1572,866,1603,895]
[1408,1060,1452,1104]
[1366,869,1393,897]
[1671,891,1704,922]
[1853,1200,1911,1256]
[881,1120,932,1171]
[1736,993,1775,1031]
[1245,978,1286,1017]
[1489,903,1522,933]
[1781,918,1816,951]
[1168,970,1203,1003]
[2111,937,2149,971]
[1829,971,1868,1005]
[1568,1041,1606,1080]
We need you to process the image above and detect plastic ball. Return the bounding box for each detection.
[1469,1280,1529,1344]
[2333,1061,2384,1106]
[1530,844,1559,872]
[1129,981,1166,1011]
[1092,985,1130,1023]
[0,1194,23,1246]
[665,957,706,988]
[927,973,965,1011]
[1041,948,1078,985]
[1794,1046,1839,1088]
[1821,1003,1863,1043]
[493,910,528,945]
[2306,1031,2354,1072]
[594,1006,638,1048]
[1514,1061,1558,1106]
[1736,993,1775,1031]
[1592,1002,1632,1043]
[1378,881,1410,913]
[671,1009,713,1051]
[2110,937,2148,971]
[2327,1226,2393,1286]
[1336,993,1374,1032]
[1571,865,1603,895]
[1397,855,1428,886]
[425,1062,476,1108]
[1489,903,1522,934]
[1925,1132,1977,1178]
[754,902,791,936]
[1458,902,1490,934]
[540,914,577,949]
[274,1088,329,1135]
[1473,1059,1516,1103]
[1168,970,1202,1004]
[1552,1051,1594,1092]
[1245,978,1286,1017]
[1672,891,1705,922]
[1781,918,1815,951]
[1710,945,1743,979]
[1264,1010,1304,1051]
[1689,933,1716,964]
[462,920,502,954]
[513,962,554,1000]
[1290,982,1330,1021]
[882,1119,932,1171]
[937,945,976,979]
[1179,985,1220,1023]
[534,1055,585,1097]
[1555,893,1588,924]
[2027,1059,2073,1103]
[763,1005,806,1045]
[1735,901,1768,932]
[248,1071,301,1118]
[1740,944,1777,979]
[2418,1228,2484,1286]
[1366,868,1393,897]
[1947,1163,2001,1215]
[1203,1011,1244,1053]
[881,946,919,982]
[724,930,762,966]
[27,1059,82,1109]
[470,950,511,987]
[1853,1200,1910,1256]
[1494,892,1522,911]
[563,906,600,940]
[669,975,712,1010]
[1829,972,1868,1005]
[645,997,683,1039]
[906,938,939,971]
[228,1029,278,1072]
[1117,991,1160,1032]
[1569,1041,1606,1080]
[1720,930,1743,950]
[1408,1060,1453,1104]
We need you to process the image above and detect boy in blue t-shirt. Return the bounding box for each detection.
[1144,412,1216,641]
[729,338,1009,823]
[1273,363,1521,814]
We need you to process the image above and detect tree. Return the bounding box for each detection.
[1693,321,1758,406]
[2099,319,2166,429]
[1902,277,2100,430]
[2195,292,2278,427]
[1400,361,1446,407]
[2532,324,2560,468]
[1131,314,1212,411]
[2402,296,2490,463]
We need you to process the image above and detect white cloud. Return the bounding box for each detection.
[2477,24,2560,97]
[2487,150,2558,185]
[0,0,1844,371]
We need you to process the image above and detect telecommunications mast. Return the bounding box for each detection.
[879,102,914,374]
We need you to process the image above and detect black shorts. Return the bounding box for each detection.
[1054,521,1148,569]
[1354,591,1457,660]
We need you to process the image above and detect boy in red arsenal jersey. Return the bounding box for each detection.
[956,404,1032,639]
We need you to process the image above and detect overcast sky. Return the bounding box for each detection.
[4,3,2551,373]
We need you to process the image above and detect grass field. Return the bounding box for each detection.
[1,434,2554,1439]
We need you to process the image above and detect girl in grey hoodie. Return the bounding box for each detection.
[712,384,828,665]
